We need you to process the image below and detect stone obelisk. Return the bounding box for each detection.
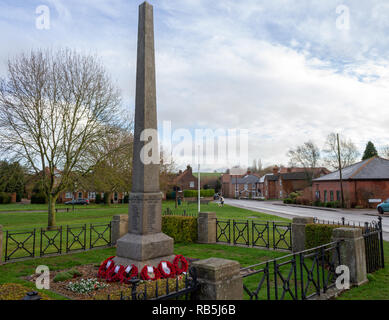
[114,1,174,268]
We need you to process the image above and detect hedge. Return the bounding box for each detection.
[0,192,11,204]
[30,192,47,204]
[305,223,362,249]
[166,191,176,200]
[183,189,215,198]
[305,223,344,249]
[162,216,198,243]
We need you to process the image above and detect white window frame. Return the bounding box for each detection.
[189,181,195,188]
[65,192,72,199]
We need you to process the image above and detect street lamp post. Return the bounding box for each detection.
[198,145,201,214]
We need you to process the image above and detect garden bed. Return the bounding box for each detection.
[23,262,191,300]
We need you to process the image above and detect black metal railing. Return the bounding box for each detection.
[314,216,385,274]
[4,229,36,261]
[66,224,87,253]
[107,267,199,301]
[90,223,112,249]
[40,226,63,257]
[241,241,342,300]
[216,219,292,251]
[4,222,112,262]
[216,219,231,244]
[363,217,385,273]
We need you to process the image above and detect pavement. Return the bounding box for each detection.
[224,198,389,241]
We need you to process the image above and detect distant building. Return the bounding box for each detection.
[172,165,198,191]
[312,156,389,208]
[58,191,127,204]
[222,166,330,199]
[262,166,330,200]
[222,171,261,198]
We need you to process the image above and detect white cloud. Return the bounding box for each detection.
[1,0,389,171]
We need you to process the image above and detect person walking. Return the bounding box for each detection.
[219,196,225,207]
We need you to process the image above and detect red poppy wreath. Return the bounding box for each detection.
[173,255,188,275]
[97,256,115,279]
[158,261,176,279]
[119,264,139,283]
[140,265,161,281]
[106,264,125,283]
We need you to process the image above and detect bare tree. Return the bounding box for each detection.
[322,133,359,170]
[159,148,177,196]
[287,141,321,184]
[0,49,121,228]
[380,145,389,159]
[88,119,134,205]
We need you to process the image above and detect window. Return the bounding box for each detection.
[114,192,118,201]
[336,191,341,201]
[315,191,320,200]
[88,192,96,200]
[244,184,248,190]
[65,192,72,199]
[78,192,83,199]
[189,181,195,188]
[324,190,327,203]
[330,191,334,202]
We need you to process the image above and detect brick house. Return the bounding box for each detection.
[262,166,330,200]
[172,165,198,192]
[221,168,255,198]
[59,191,127,204]
[231,173,262,198]
[312,156,389,208]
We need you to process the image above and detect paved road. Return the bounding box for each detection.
[225,199,389,241]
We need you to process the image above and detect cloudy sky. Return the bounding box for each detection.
[1,0,389,171]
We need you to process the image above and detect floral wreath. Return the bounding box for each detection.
[173,255,188,275]
[106,264,125,283]
[119,264,139,284]
[158,261,176,279]
[140,265,161,281]
[97,256,116,279]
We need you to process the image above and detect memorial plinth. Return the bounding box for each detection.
[114,1,174,269]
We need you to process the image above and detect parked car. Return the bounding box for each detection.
[377,199,389,214]
[64,199,89,205]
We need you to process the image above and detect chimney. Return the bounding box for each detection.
[186,165,192,174]
[272,166,279,175]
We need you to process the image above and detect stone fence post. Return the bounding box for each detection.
[291,217,314,252]
[197,212,217,244]
[111,215,128,245]
[0,225,3,265]
[192,258,243,300]
[332,228,368,286]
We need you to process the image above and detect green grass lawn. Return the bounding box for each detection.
[0,243,285,300]
[0,201,290,262]
[0,236,388,300]
[336,240,389,300]
[0,201,289,231]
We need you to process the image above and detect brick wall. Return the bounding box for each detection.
[313,180,389,208]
